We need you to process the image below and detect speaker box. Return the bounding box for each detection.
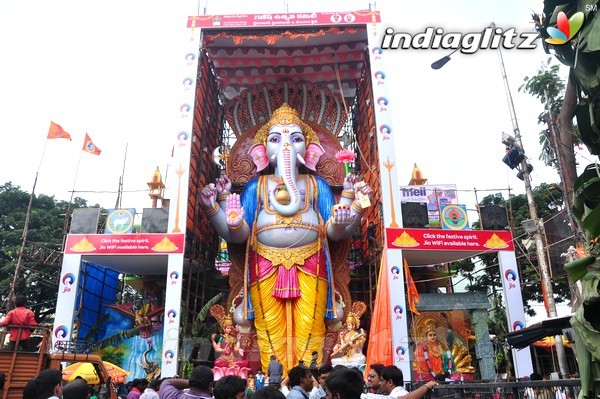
[70,208,101,234]
[401,202,429,228]
[141,208,169,233]
[479,205,509,230]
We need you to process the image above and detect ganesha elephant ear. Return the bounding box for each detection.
[303,142,325,171]
[248,143,269,172]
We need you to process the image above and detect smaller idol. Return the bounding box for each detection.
[331,301,367,367]
[210,304,250,379]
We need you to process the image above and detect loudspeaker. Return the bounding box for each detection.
[401,202,429,228]
[502,146,524,169]
[141,208,169,233]
[544,210,575,276]
[70,208,101,234]
[479,205,509,230]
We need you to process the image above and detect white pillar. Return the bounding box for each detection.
[161,253,184,377]
[498,250,534,378]
[52,254,82,351]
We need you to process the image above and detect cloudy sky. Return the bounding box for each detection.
[1,0,581,211]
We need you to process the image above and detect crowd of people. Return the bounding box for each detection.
[0,362,436,399]
[154,363,436,399]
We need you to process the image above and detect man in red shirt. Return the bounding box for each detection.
[0,296,37,351]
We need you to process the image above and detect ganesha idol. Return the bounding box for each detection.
[200,101,374,373]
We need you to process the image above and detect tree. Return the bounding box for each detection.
[453,183,570,317]
[0,182,98,322]
[535,3,600,395]
[519,58,578,212]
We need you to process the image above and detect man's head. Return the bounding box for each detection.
[148,379,161,391]
[252,386,285,399]
[288,365,312,391]
[189,365,214,391]
[530,372,544,381]
[380,366,403,394]
[63,378,89,399]
[366,364,384,392]
[138,379,148,391]
[311,351,318,360]
[317,365,333,390]
[23,379,38,399]
[325,368,363,399]
[14,295,27,307]
[270,355,276,362]
[213,375,246,399]
[35,368,64,399]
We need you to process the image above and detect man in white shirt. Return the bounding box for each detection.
[140,379,160,399]
[379,366,436,399]
[309,365,332,399]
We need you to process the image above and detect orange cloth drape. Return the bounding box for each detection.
[365,251,393,372]
[404,259,420,315]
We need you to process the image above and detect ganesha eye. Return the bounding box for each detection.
[291,134,305,143]
[268,135,280,143]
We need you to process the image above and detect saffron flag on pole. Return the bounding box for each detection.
[82,133,101,155]
[365,250,394,370]
[47,121,72,140]
[404,259,420,314]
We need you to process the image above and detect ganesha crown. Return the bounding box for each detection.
[253,103,319,146]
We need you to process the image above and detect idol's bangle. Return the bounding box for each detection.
[205,203,220,217]
[229,221,247,231]
[341,190,354,199]
[351,200,363,213]
[217,192,231,202]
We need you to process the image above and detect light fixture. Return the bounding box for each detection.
[502,132,516,147]
[521,218,538,234]
[430,48,460,70]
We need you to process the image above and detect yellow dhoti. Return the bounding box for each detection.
[249,242,329,372]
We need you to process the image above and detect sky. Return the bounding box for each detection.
[1,0,588,213]
[0,0,584,322]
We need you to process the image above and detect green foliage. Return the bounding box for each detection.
[191,293,223,339]
[0,181,103,321]
[453,184,570,322]
[520,58,565,118]
[89,327,140,351]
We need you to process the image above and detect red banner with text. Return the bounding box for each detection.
[386,228,514,251]
[187,11,380,29]
[64,234,185,255]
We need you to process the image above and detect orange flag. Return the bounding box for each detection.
[82,133,101,155]
[365,251,393,371]
[404,259,420,315]
[47,121,72,140]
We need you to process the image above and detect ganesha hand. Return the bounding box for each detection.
[353,181,374,203]
[200,184,217,209]
[329,204,354,230]
[226,194,245,229]
[216,176,232,196]
[343,173,359,190]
